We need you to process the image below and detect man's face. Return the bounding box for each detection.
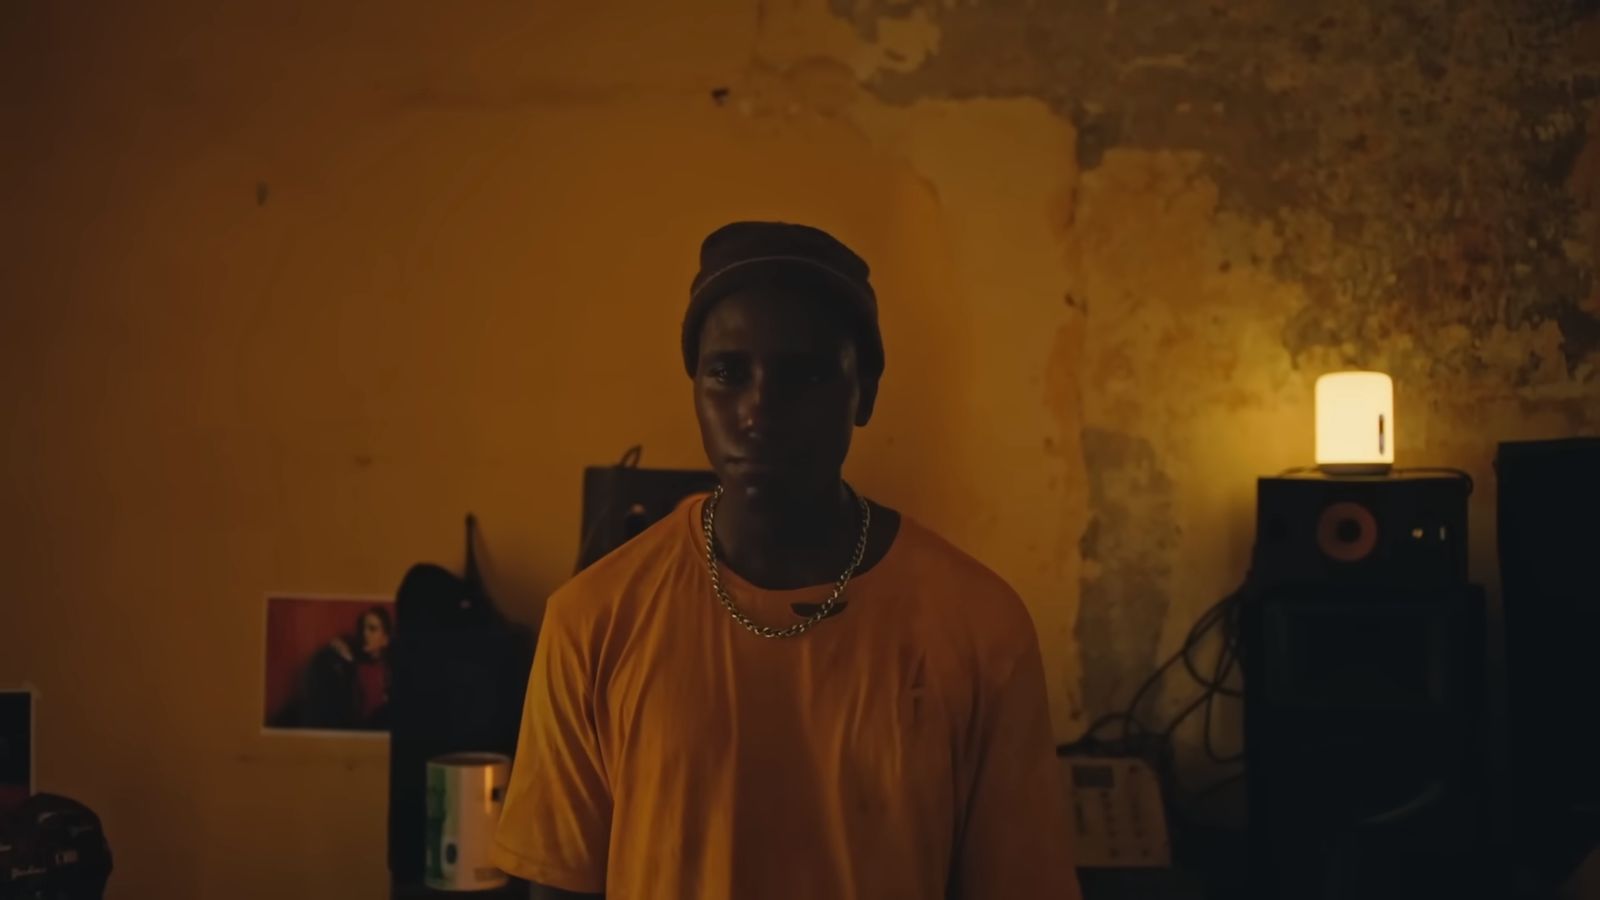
[693,287,877,506]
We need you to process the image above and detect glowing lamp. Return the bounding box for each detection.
[1315,371,1394,475]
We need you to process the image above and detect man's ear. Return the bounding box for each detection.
[855,375,880,427]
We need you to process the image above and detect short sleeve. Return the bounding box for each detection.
[491,597,611,892]
[953,630,1083,899]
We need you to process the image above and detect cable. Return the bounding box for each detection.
[1202,625,1246,765]
[1159,689,1212,745]
[1117,584,1247,751]
[1059,580,1253,841]
[1173,595,1246,770]
[1114,649,1186,750]
[1081,712,1144,743]
[1118,607,1215,749]
[1182,599,1244,698]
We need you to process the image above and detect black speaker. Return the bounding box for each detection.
[1497,437,1600,883]
[576,447,718,572]
[1253,472,1468,589]
[1243,473,1493,898]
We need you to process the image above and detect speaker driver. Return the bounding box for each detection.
[1317,501,1378,562]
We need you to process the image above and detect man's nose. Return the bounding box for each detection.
[737,370,770,432]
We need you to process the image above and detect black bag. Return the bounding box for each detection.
[576,446,718,571]
[386,516,533,885]
[0,794,113,900]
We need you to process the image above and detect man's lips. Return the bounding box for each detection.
[724,456,787,473]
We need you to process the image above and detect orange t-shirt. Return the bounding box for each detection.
[492,495,1080,899]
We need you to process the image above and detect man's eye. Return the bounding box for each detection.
[795,364,832,385]
[707,363,742,383]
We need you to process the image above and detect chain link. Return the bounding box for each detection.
[702,483,871,639]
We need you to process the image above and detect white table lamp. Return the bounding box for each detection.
[1315,371,1394,475]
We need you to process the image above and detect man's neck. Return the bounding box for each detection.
[712,480,858,590]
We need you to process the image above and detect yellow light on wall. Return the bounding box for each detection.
[1315,371,1394,475]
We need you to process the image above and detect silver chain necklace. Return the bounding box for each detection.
[701,483,871,639]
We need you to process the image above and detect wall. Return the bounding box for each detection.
[1,1,1596,897]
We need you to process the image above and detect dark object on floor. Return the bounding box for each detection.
[1244,472,1499,898]
[1498,437,1600,891]
[388,516,534,886]
[390,878,527,898]
[1078,867,1206,900]
[576,446,718,572]
[0,794,113,900]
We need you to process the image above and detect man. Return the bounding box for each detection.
[492,222,1081,899]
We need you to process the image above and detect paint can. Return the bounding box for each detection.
[424,752,511,891]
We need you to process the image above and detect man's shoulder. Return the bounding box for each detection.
[544,494,705,626]
[890,516,1036,641]
[890,515,1018,597]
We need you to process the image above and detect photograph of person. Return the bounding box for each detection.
[263,596,395,734]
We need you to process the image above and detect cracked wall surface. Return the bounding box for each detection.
[3,1,1598,896]
[824,0,1600,720]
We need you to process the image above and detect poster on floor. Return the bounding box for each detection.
[0,688,33,814]
[263,594,395,736]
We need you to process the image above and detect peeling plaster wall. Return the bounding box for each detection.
[825,0,1600,716]
[2,2,1598,896]
[827,0,1600,711]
